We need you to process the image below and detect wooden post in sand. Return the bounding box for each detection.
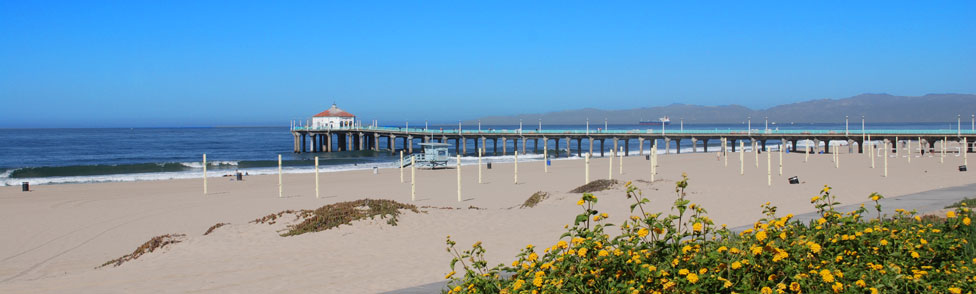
[740,140,745,175]
[779,142,783,175]
[457,155,462,202]
[884,141,889,177]
[619,147,623,175]
[278,154,283,198]
[908,138,912,163]
[411,156,416,201]
[835,145,839,169]
[651,142,657,181]
[478,148,483,184]
[870,140,875,169]
[895,137,899,157]
[939,137,949,163]
[585,153,590,184]
[315,156,320,198]
[514,151,519,184]
[767,146,771,186]
[609,149,614,180]
[543,149,548,173]
[203,154,207,195]
[805,141,810,162]
[400,151,404,183]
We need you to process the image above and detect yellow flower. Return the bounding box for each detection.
[445,271,455,279]
[914,215,922,222]
[682,245,693,254]
[772,249,789,262]
[577,248,588,257]
[831,282,843,293]
[949,287,962,294]
[577,199,585,206]
[869,288,879,294]
[855,279,866,287]
[947,211,957,218]
[789,282,801,292]
[699,268,707,274]
[556,240,568,249]
[963,217,971,226]
[572,237,584,245]
[756,230,767,242]
[637,227,649,238]
[686,273,699,284]
[871,195,879,201]
[730,261,742,270]
[678,269,689,276]
[513,279,525,290]
[760,286,773,294]
[593,215,601,221]
[817,218,827,225]
[807,242,822,253]
[879,239,888,246]
[598,250,609,257]
[811,196,820,203]
[819,269,834,283]
[750,246,763,255]
[528,252,538,261]
[911,251,920,259]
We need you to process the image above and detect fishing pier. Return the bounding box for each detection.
[291,126,976,156]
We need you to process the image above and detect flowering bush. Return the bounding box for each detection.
[444,174,975,293]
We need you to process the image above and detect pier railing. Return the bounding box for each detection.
[291,126,976,136]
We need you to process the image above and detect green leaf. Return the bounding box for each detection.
[575,214,588,225]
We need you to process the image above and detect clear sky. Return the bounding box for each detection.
[1,1,973,127]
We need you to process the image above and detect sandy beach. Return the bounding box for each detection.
[1,149,974,293]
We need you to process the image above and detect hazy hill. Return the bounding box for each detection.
[466,94,976,125]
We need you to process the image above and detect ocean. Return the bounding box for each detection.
[0,122,963,186]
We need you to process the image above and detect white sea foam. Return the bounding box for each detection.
[180,161,239,168]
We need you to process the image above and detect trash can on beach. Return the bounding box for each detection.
[236,172,243,181]
[487,161,492,169]
[22,182,29,192]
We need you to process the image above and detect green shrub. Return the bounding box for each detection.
[444,174,975,294]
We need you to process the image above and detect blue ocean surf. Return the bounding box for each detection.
[0,123,959,185]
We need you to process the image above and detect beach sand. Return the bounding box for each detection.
[1,149,974,293]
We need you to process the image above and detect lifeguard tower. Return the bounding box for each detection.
[402,143,451,168]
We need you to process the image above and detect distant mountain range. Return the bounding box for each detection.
[466,94,976,125]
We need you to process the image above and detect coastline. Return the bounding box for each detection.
[1,150,974,293]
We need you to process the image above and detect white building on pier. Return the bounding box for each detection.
[311,103,356,129]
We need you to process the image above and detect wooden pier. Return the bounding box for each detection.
[291,127,976,157]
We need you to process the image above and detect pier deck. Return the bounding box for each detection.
[290,126,976,157]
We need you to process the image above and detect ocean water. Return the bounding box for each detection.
[0,123,961,186]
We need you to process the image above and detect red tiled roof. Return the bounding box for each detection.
[313,104,355,117]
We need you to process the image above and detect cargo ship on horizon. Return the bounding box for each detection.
[639,116,671,126]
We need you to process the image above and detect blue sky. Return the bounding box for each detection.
[1,1,973,127]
